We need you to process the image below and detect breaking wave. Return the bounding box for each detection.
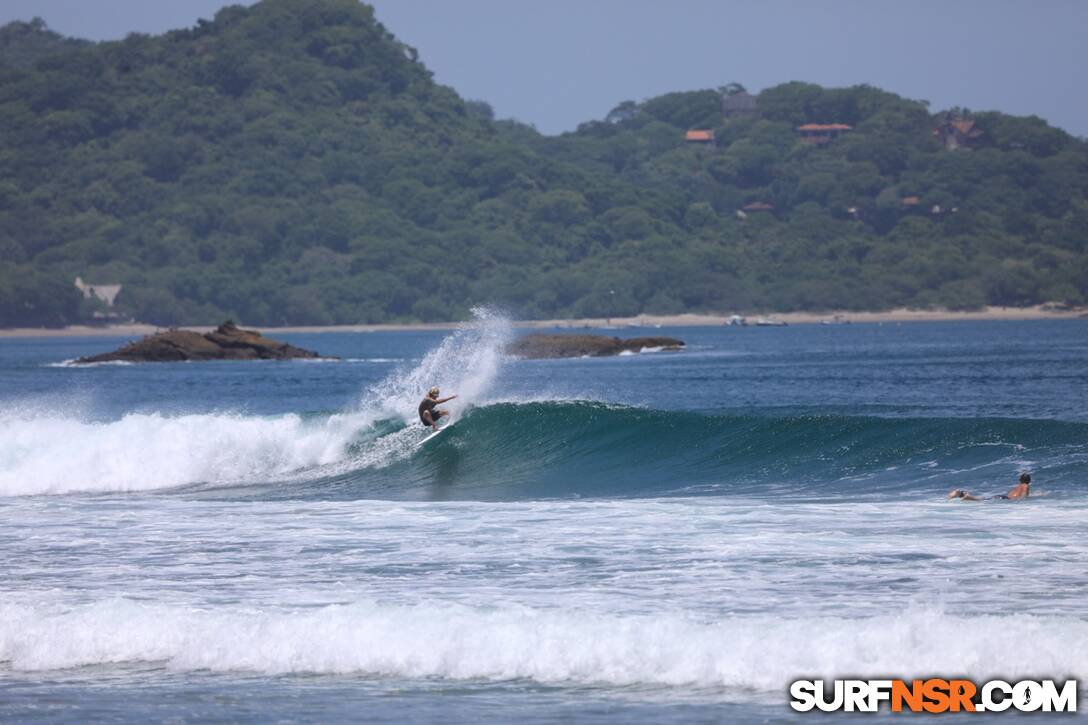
[3,397,1085,499]
[3,307,1086,500]
[1,598,1084,690]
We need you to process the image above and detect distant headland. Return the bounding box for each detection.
[1,2,1086,330]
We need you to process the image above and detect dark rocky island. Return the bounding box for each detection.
[74,321,333,364]
[507,333,684,359]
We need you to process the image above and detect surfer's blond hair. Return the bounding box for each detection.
[429,386,440,397]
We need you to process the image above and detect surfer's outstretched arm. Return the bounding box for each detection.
[434,395,457,404]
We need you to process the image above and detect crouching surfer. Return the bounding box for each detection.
[419,386,457,430]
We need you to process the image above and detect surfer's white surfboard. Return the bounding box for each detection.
[416,422,451,448]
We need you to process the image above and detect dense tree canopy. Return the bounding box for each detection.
[0,17,90,70]
[1,0,1086,326]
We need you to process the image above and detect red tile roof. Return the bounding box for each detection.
[685,130,715,142]
[950,119,976,134]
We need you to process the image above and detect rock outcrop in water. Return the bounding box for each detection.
[74,321,332,363]
[507,333,684,359]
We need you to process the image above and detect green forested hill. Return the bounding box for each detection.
[1,0,1086,326]
[0,18,91,70]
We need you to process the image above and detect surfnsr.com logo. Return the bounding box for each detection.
[789,679,1078,713]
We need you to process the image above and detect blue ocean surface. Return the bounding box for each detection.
[1,316,1086,723]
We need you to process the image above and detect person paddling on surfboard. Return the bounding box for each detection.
[996,472,1031,500]
[419,387,457,430]
[948,472,1032,502]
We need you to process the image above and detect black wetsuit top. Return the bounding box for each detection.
[418,397,438,425]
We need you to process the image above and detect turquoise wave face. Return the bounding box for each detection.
[217,401,1087,502]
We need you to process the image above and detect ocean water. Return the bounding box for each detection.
[1,314,1086,722]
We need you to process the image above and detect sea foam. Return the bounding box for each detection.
[0,409,370,495]
[1,598,1084,690]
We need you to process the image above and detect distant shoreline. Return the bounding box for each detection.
[0,305,1083,338]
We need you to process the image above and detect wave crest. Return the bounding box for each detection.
[2,599,1084,690]
[3,399,1084,498]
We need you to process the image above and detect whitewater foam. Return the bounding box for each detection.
[1,599,1083,691]
[46,359,135,368]
[0,409,367,495]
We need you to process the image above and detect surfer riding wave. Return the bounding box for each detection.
[419,387,457,430]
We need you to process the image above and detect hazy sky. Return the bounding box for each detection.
[3,0,1085,137]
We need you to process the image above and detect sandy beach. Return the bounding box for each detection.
[0,305,1083,338]
[503,304,1088,330]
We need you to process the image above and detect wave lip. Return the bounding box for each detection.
[2,599,1085,691]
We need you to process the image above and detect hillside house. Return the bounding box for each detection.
[685,130,715,144]
[737,201,775,219]
[722,91,758,118]
[797,123,852,143]
[74,277,122,307]
[933,116,983,151]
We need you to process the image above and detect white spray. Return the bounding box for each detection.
[357,306,511,425]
